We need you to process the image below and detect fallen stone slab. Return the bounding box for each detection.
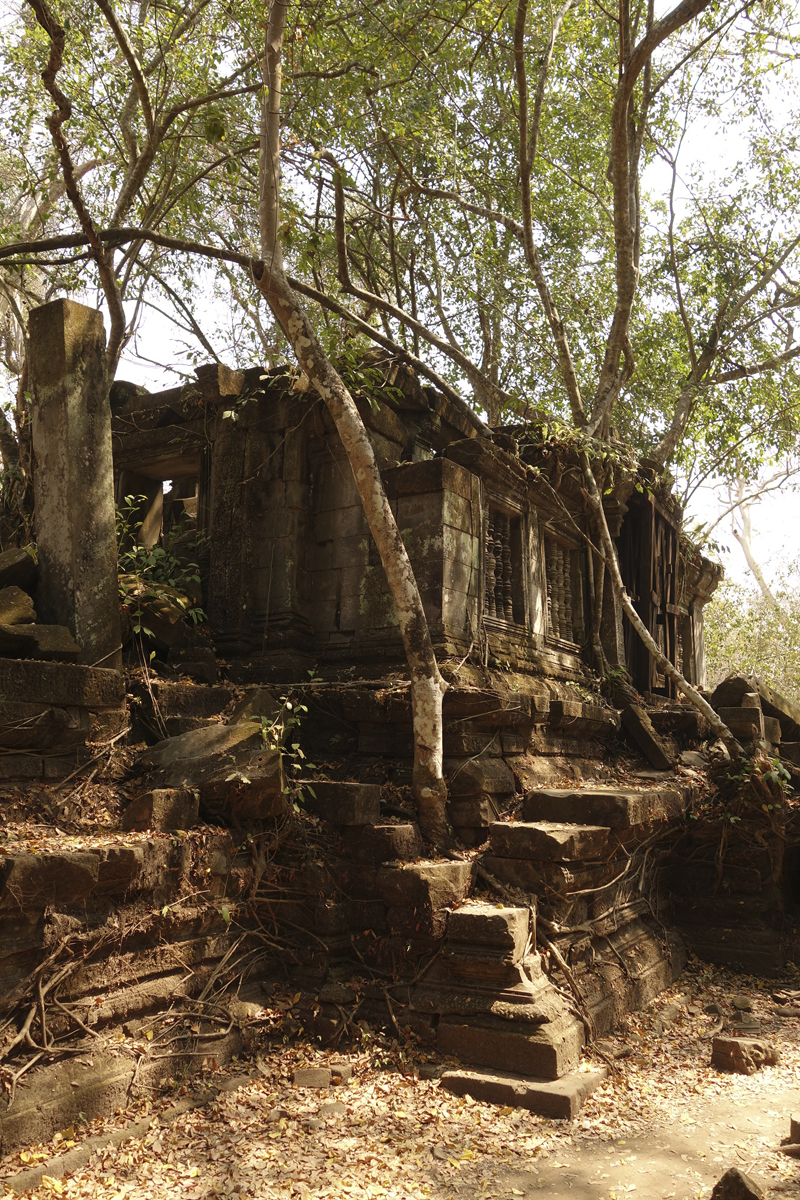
[293,1067,331,1089]
[790,1114,800,1143]
[133,722,285,821]
[489,820,609,861]
[621,703,675,770]
[0,585,36,625]
[0,547,37,592]
[711,1036,779,1074]
[440,1065,607,1119]
[122,788,199,832]
[306,781,381,825]
[710,1166,764,1200]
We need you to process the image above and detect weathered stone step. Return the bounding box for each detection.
[489,820,610,861]
[307,781,381,825]
[340,822,422,864]
[523,787,685,828]
[440,1065,607,1119]
[548,700,620,738]
[437,1011,583,1080]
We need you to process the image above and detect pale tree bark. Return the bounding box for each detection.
[254,0,451,846]
[730,481,793,636]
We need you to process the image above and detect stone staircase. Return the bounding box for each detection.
[293,774,688,1118]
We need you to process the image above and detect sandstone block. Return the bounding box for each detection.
[122,789,199,832]
[437,1013,582,1080]
[523,787,684,828]
[489,820,609,861]
[340,823,422,865]
[0,852,100,912]
[711,1036,779,1074]
[133,722,284,821]
[307,781,381,825]
[621,703,675,770]
[710,1167,764,1200]
[447,903,530,959]
[293,1068,331,1089]
[447,795,499,828]
[0,547,37,592]
[0,586,36,625]
[445,757,515,796]
[717,707,764,739]
[440,1066,607,1119]
[763,715,781,744]
[377,860,473,910]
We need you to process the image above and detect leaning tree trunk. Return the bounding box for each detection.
[254,0,450,846]
[578,451,741,757]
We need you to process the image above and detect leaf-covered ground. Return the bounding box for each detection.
[3,960,800,1200]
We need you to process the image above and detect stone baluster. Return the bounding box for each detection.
[485,513,496,617]
[563,546,574,642]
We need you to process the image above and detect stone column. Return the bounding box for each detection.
[29,299,122,668]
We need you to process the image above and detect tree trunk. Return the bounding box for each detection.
[255,0,450,846]
[579,451,741,756]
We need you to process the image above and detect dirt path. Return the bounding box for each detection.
[3,963,800,1199]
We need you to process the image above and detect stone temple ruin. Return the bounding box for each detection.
[1,298,799,1150]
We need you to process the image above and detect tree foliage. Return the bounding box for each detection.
[1,0,799,487]
[704,564,800,701]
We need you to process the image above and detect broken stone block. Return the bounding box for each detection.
[621,703,675,771]
[0,547,37,592]
[790,1115,800,1144]
[132,721,285,821]
[0,586,36,625]
[293,1067,331,1089]
[717,707,764,740]
[440,1066,606,1119]
[679,750,707,768]
[710,1167,764,1200]
[712,674,800,740]
[0,623,81,661]
[227,686,281,727]
[121,788,199,832]
[711,1036,779,1074]
[741,692,761,709]
[489,820,609,861]
[307,781,381,825]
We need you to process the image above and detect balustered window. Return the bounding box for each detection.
[484,509,525,625]
[544,538,585,645]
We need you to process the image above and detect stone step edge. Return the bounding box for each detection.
[440,1065,608,1119]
